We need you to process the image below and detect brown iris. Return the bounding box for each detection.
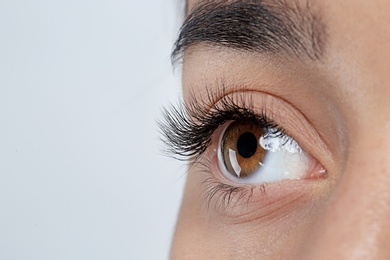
[221,121,266,178]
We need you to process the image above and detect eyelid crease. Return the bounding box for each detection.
[187,82,334,166]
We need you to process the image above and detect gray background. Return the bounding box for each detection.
[0,0,186,259]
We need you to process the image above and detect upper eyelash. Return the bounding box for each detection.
[158,89,282,163]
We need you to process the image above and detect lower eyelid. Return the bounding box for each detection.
[227,189,314,225]
[226,184,307,224]
[200,162,322,224]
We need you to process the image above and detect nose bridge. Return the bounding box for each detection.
[304,130,390,259]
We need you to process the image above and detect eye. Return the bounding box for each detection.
[218,121,322,183]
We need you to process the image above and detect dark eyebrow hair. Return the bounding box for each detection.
[172,0,327,63]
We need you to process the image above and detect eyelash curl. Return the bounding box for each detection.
[158,87,288,210]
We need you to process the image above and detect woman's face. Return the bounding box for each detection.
[169,0,390,258]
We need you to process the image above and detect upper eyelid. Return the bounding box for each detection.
[205,89,332,164]
[185,72,340,166]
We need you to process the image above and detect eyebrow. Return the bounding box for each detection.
[172,0,327,63]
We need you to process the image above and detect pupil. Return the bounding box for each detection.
[237,132,258,158]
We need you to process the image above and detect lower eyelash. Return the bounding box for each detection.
[201,175,254,211]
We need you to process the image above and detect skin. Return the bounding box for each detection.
[171,0,390,259]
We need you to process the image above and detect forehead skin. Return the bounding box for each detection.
[172,0,390,259]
